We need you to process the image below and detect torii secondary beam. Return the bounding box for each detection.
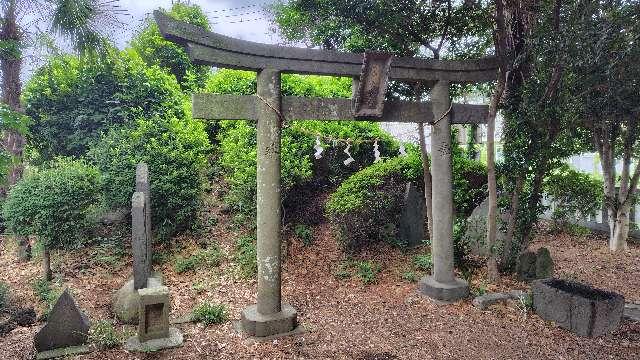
[154,11,498,83]
[192,94,489,124]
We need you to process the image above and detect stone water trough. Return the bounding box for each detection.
[532,278,625,337]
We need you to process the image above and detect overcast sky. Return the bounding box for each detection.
[113,0,283,47]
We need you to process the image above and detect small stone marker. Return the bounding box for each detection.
[398,182,426,248]
[132,191,150,290]
[135,163,153,275]
[125,286,183,352]
[535,247,554,279]
[532,278,624,337]
[34,289,91,359]
[472,290,527,310]
[517,248,554,281]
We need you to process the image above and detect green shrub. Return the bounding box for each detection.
[89,320,122,349]
[413,254,432,271]
[326,139,487,252]
[543,165,603,230]
[234,235,257,279]
[90,116,211,239]
[131,2,211,92]
[401,271,418,283]
[355,260,381,285]
[23,49,186,160]
[0,282,9,309]
[294,224,314,246]
[192,302,228,325]
[173,246,222,274]
[3,159,101,250]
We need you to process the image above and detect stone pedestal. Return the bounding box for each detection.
[112,274,162,324]
[418,80,469,302]
[125,286,183,352]
[240,304,298,337]
[240,68,297,337]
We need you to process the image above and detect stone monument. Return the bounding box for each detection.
[34,289,91,359]
[398,182,426,248]
[113,163,163,324]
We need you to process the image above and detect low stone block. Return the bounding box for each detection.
[34,289,90,352]
[35,345,91,360]
[125,327,183,352]
[624,303,640,322]
[532,278,624,337]
[418,276,469,303]
[240,304,298,337]
[472,292,511,310]
[138,286,170,343]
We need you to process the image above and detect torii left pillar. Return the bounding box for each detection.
[240,68,298,337]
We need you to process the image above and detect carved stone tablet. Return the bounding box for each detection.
[353,52,394,118]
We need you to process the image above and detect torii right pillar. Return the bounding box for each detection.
[418,80,470,302]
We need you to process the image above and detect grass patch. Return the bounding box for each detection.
[32,278,63,317]
[173,246,223,274]
[401,271,418,283]
[334,260,381,285]
[89,320,122,349]
[192,302,228,326]
[0,282,9,310]
[234,235,257,279]
[413,254,432,271]
[294,224,314,246]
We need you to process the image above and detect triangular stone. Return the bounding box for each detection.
[34,289,90,352]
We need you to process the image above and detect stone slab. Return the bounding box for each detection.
[124,327,183,352]
[624,303,640,322]
[472,290,528,310]
[240,303,298,337]
[418,276,469,303]
[137,286,170,343]
[34,289,90,352]
[532,278,624,337]
[398,182,426,248]
[36,345,91,360]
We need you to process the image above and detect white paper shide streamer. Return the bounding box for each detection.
[399,143,407,157]
[313,136,324,159]
[373,140,382,163]
[343,143,355,165]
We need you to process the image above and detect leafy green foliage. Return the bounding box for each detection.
[89,320,122,349]
[327,140,486,251]
[0,282,9,310]
[173,247,223,274]
[544,165,603,230]
[401,271,418,283]
[234,235,257,279]
[333,259,380,284]
[294,224,314,246]
[412,254,432,272]
[211,69,396,221]
[32,278,63,316]
[90,116,210,239]
[192,302,228,326]
[23,49,186,160]
[131,2,211,92]
[3,159,100,250]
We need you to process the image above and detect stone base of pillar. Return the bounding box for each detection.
[240,303,297,337]
[112,273,163,324]
[418,275,469,303]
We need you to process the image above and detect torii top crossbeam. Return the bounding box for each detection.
[154,11,498,84]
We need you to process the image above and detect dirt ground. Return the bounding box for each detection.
[0,199,638,359]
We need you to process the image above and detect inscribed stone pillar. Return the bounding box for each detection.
[418,80,469,302]
[135,163,152,274]
[132,192,149,290]
[240,68,297,337]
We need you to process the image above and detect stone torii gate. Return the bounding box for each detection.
[155,11,498,337]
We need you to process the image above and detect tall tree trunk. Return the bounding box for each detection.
[42,247,52,281]
[486,75,505,282]
[611,201,631,251]
[1,0,25,192]
[502,175,523,268]
[1,1,28,260]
